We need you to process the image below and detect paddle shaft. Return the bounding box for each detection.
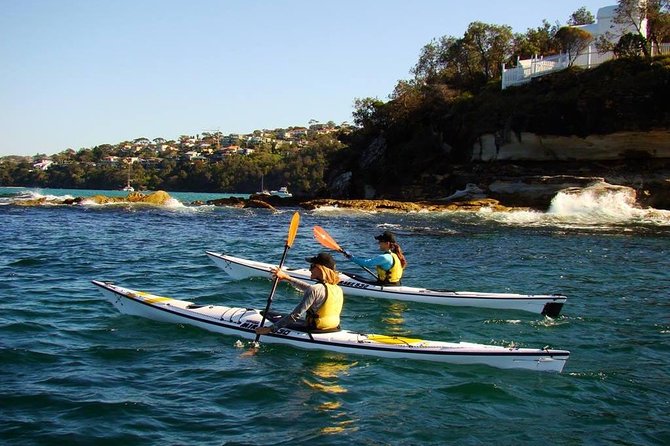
[255,212,300,343]
[254,244,289,342]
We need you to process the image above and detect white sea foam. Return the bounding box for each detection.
[17,190,76,202]
[483,184,670,227]
[164,197,187,209]
[548,185,670,225]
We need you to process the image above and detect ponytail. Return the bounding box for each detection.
[390,242,407,268]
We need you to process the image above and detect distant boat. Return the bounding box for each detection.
[121,163,134,192]
[255,175,270,195]
[255,176,292,197]
[269,186,292,198]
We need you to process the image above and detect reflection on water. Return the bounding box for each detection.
[318,401,342,410]
[302,358,359,435]
[381,301,409,334]
[302,360,352,395]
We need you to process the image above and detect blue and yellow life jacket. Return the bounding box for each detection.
[376,252,403,285]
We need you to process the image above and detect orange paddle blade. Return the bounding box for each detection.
[313,226,342,252]
[286,212,300,248]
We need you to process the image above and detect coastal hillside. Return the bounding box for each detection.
[331,56,670,208]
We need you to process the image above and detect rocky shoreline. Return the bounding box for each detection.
[418,159,670,211]
[7,162,669,212]
[205,180,660,213]
[203,195,518,213]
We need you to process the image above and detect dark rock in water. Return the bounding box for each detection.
[639,179,670,209]
[558,182,635,198]
[438,183,486,202]
[249,193,299,206]
[206,195,291,211]
[245,199,277,211]
[206,197,246,207]
[300,198,513,212]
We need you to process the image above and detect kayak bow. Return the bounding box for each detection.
[92,280,569,372]
[205,252,566,317]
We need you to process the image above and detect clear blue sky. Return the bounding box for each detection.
[1,0,611,156]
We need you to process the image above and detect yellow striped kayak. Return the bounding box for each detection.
[92,280,569,372]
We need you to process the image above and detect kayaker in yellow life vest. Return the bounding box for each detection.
[255,252,343,334]
[345,230,407,285]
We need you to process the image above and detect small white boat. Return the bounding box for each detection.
[269,187,292,198]
[205,252,566,316]
[122,164,134,191]
[91,280,569,372]
[255,175,271,196]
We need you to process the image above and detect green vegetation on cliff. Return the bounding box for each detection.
[335,55,670,198]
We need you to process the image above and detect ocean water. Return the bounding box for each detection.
[1,187,669,445]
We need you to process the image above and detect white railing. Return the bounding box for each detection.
[502,42,670,89]
[501,53,570,89]
[654,42,670,55]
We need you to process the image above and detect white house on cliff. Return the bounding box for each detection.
[501,3,655,89]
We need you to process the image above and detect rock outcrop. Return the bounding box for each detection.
[14,190,174,206]
[87,190,173,205]
[299,198,513,212]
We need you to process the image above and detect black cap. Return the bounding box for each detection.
[374,230,396,243]
[305,252,336,270]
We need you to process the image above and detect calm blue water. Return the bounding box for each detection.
[1,187,669,445]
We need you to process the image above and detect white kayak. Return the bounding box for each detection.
[205,252,566,317]
[92,280,569,372]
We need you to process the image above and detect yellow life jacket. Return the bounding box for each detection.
[308,283,343,330]
[376,252,403,285]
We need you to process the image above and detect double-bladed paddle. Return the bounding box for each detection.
[312,225,379,281]
[254,211,300,343]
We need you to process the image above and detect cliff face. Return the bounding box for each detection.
[332,57,670,209]
[472,130,670,162]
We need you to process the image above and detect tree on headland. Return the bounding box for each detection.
[463,22,515,81]
[646,0,670,54]
[614,32,649,57]
[512,20,561,59]
[605,0,670,59]
[612,0,653,58]
[352,97,387,131]
[568,6,595,26]
[554,26,593,65]
[411,22,513,91]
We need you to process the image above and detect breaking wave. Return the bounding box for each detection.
[482,184,670,228]
[0,190,76,205]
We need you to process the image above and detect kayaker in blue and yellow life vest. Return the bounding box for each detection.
[255,252,344,334]
[345,230,407,285]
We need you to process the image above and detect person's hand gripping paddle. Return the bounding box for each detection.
[253,212,300,345]
[312,225,379,281]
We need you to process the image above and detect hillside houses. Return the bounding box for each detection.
[25,122,353,169]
